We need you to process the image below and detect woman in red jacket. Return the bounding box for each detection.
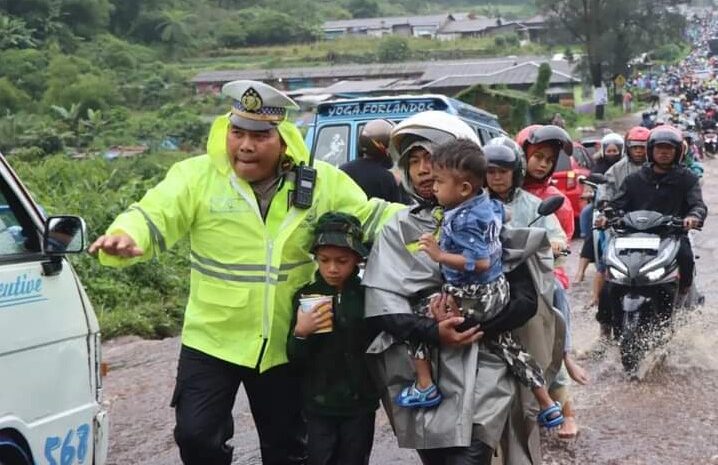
[515,124,585,438]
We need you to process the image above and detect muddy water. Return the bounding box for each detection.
[103,162,718,465]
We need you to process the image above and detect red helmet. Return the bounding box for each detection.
[516,124,573,156]
[515,124,573,180]
[646,125,684,165]
[625,126,651,147]
[515,124,542,149]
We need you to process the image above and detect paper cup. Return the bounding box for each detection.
[299,295,333,333]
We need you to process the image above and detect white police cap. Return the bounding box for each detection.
[222,80,300,131]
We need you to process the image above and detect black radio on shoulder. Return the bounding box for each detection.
[292,162,317,209]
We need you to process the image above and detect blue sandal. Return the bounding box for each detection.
[395,382,443,408]
[537,402,564,429]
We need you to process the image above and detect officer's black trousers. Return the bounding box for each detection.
[171,345,307,465]
[306,412,376,465]
[417,437,493,465]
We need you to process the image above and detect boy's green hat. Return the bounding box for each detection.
[311,212,368,258]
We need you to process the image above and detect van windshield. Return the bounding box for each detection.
[313,124,350,166]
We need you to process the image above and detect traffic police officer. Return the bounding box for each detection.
[90,80,400,465]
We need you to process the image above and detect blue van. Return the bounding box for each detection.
[304,94,507,167]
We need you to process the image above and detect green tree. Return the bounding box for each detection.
[155,9,196,57]
[530,62,552,97]
[346,0,380,18]
[0,78,31,113]
[377,36,410,62]
[0,14,37,49]
[240,8,318,46]
[0,48,48,99]
[216,19,248,47]
[60,0,111,37]
[537,0,685,118]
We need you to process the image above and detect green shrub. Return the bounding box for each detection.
[652,43,683,62]
[377,36,410,62]
[9,152,192,338]
[0,78,31,113]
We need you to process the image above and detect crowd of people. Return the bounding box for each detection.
[85,10,714,465]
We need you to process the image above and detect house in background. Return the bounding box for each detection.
[436,17,522,40]
[321,12,551,42]
[192,56,580,106]
[322,14,454,40]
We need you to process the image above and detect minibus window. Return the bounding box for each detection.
[479,128,492,146]
[0,188,39,256]
[313,125,350,167]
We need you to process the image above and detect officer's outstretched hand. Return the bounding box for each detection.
[438,317,484,347]
[88,233,144,257]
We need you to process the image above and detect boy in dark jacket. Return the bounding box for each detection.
[287,212,380,465]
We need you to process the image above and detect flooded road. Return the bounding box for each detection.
[103,161,718,465]
[540,159,718,465]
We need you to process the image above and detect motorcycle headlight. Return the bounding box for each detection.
[639,241,676,274]
[606,246,629,275]
[645,267,665,281]
[609,267,628,280]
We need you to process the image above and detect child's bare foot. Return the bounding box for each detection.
[558,415,579,439]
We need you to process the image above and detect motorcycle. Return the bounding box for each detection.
[601,210,701,374]
[578,173,607,270]
[703,129,718,158]
[640,110,658,129]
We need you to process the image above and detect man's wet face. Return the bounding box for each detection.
[407,148,434,199]
[226,125,285,182]
[652,143,677,168]
[628,144,647,164]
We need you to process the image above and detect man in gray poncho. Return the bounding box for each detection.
[363,111,566,465]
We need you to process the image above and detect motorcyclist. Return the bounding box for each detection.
[641,111,655,129]
[592,133,624,175]
[484,137,589,439]
[340,119,404,203]
[513,124,584,437]
[681,131,705,178]
[596,125,707,299]
[586,127,651,342]
[363,112,565,464]
[601,127,651,204]
[575,132,624,307]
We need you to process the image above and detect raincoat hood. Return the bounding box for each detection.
[206,113,310,175]
[389,111,480,202]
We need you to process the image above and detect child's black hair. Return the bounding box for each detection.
[431,138,487,186]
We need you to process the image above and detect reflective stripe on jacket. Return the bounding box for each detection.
[99,114,402,372]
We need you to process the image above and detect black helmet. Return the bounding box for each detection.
[358,119,394,160]
[647,125,684,165]
[485,136,526,199]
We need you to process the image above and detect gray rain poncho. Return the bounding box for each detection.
[363,206,565,464]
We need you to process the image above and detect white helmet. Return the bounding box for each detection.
[389,111,481,198]
[600,132,625,158]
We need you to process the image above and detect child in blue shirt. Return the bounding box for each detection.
[396,139,563,429]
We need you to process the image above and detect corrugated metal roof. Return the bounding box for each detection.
[323,14,451,31]
[191,62,427,83]
[423,62,578,88]
[191,56,578,86]
[437,18,516,34]
[321,79,400,94]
